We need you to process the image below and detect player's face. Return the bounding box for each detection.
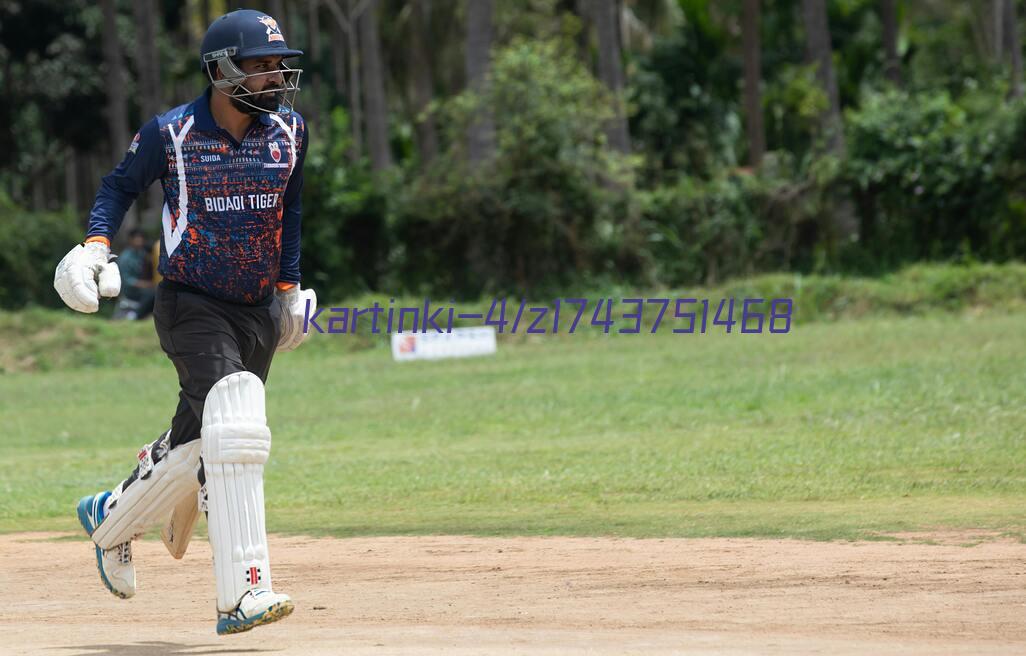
[237,57,287,113]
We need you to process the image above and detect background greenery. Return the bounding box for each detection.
[4,1,1026,306]
[2,1,1024,541]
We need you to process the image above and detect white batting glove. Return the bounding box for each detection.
[275,284,317,352]
[53,241,122,313]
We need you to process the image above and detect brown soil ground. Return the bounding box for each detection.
[2,531,1025,655]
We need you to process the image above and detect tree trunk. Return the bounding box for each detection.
[101,0,136,234]
[348,1,363,160]
[101,0,130,165]
[802,0,856,243]
[325,0,364,159]
[65,148,79,212]
[742,0,765,167]
[465,0,496,163]
[359,0,392,170]
[573,0,592,62]
[801,0,844,156]
[332,13,347,96]
[133,0,161,121]
[134,0,164,227]
[593,0,630,153]
[409,0,439,165]
[1005,0,1024,98]
[881,0,902,86]
[306,0,322,127]
[994,0,1005,61]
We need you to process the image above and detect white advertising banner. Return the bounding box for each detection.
[390,326,498,362]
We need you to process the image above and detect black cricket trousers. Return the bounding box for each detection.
[152,279,283,450]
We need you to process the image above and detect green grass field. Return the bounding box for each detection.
[2,295,1024,540]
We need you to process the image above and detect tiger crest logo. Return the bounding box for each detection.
[257,15,285,43]
[269,142,282,163]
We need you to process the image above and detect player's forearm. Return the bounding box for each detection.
[84,173,140,242]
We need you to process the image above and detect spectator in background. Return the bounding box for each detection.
[113,229,155,320]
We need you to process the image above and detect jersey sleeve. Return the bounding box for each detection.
[85,118,167,242]
[278,118,308,286]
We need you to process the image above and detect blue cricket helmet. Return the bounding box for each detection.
[201,9,303,67]
[200,9,303,115]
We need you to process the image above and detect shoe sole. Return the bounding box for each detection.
[77,495,132,600]
[217,600,295,635]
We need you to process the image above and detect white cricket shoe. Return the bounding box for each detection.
[76,491,137,599]
[217,588,295,635]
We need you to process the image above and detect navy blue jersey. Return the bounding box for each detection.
[86,87,308,304]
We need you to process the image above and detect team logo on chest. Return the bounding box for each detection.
[269,141,282,163]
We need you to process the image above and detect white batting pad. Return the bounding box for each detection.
[201,371,275,613]
[92,432,201,550]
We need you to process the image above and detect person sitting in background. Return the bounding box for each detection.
[113,229,155,320]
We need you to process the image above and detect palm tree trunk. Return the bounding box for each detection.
[409,0,439,165]
[742,0,765,167]
[332,13,347,97]
[65,148,79,211]
[347,0,364,159]
[593,0,630,153]
[306,0,323,128]
[465,0,496,163]
[801,0,844,156]
[359,0,392,170]
[101,0,130,164]
[325,0,364,159]
[1004,0,1023,98]
[134,0,164,228]
[994,0,1005,61]
[881,0,902,86]
[101,0,136,234]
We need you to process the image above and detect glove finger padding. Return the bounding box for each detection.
[277,286,317,352]
[97,260,122,297]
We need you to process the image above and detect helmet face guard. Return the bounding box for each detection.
[203,47,302,115]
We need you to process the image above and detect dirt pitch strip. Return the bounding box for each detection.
[2,531,1025,655]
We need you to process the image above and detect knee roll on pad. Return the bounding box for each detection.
[92,432,201,550]
[201,371,276,613]
[201,370,272,465]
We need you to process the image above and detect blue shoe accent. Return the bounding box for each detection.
[76,491,110,537]
[76,491,129,599]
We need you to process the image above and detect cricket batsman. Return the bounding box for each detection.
[53,9,316,635]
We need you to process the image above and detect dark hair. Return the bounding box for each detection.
[129,228,146,239]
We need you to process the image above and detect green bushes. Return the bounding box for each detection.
[388,38,635,298]
[844,89,1018,266]
[0,195,82,309]
[712,261,1026,323]
[300,45,1026,299]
